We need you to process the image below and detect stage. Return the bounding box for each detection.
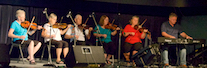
[8,58,201,68]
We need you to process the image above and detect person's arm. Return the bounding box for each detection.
[122,25,135,37]
[85,27,93,39]
[64,26,77,39]
[28,29,37,35]
[8,28,25,39]
[180,32,193,39]
[111,27,120,36]
[28,25,43,35]
[162,32,176,38]
[41,29,55,38]
[140,29,148,39]
[161,22,176,39]
[93,33,107,38]
[60,24,72,35]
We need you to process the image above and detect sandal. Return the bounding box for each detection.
[56,61,64,64]
[105,60,112,64]
[29,59,36,65]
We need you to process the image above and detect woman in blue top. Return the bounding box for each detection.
[8,9,42,64]
[93,15,120,64]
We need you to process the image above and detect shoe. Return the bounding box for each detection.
[27,58,29,61]
[105,60,112,65]
[56,61,64,64]
[132,62,136,67]
[126,63,132,67]
[29,59,36,65]
[164,63,169,66]
[180,65,187,68]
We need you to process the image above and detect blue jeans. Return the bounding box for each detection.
[162,45,186,65]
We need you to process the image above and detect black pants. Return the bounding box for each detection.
[123,42,143,53]
[103,42,116,55]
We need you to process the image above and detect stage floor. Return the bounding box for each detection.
[9,58,201,68]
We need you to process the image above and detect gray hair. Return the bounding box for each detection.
[74,14,82,19]
[16,9,25,18]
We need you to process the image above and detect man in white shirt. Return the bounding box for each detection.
[65,14,93,45]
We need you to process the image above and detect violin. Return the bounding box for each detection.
[105,23,117,30]
[133,19,151,35]
[77,17,96,32]
[21,21,45,30]
[52,23,68,29]
[21,21,38,29]
[105,19,118,30]
[134,25,151,35]
[78,24,90,29]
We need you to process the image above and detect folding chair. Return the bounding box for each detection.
[9,38,25,64]
[40,43,55,62]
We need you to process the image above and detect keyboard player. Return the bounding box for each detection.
[161,13,193,67]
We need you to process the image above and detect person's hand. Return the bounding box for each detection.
[67,24,72,28]
[89,27,93,31]
[186,36,193,39]
[50,34,56,38]
[143,29,148,33]
[19,36,26,39]
[37,26,43,30]
[170,36,176,39]
[102,34,107,38]
[130,32,135,36]
[138,25,142,28]
[116,27,120,30]
[75,35,79,39]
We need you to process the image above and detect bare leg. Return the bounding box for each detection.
[27,42,41,59]
[56,48,62,62]
[123,52,130,61]
[123,52,130,65]
[33,42,41,54]
[106,54,112,64]
[132,51,138,65]
[28,41,35,61]
[132,51,138,55]
[104,54,107,59]
[63,47,69,58]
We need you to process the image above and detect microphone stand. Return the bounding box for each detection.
[42,8,55,67]
[91,12,103,46]
[66,11,77,46]
[117,13,121,68]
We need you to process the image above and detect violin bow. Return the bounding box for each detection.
[140,19,147,27]
[59,16,64,23]
[21,16,35,44]
[111,19,115,24]
[84,17,89,25]
[136,19,147,31]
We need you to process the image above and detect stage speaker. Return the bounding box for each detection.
[0,43,10,67]
[132,46,156,67]
[73,45,105,63]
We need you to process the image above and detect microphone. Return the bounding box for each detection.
[43,8,47,14]
[92,12,95,15]
[89,14,92,17]
[66,11,71,18]
[118,13,121,15]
